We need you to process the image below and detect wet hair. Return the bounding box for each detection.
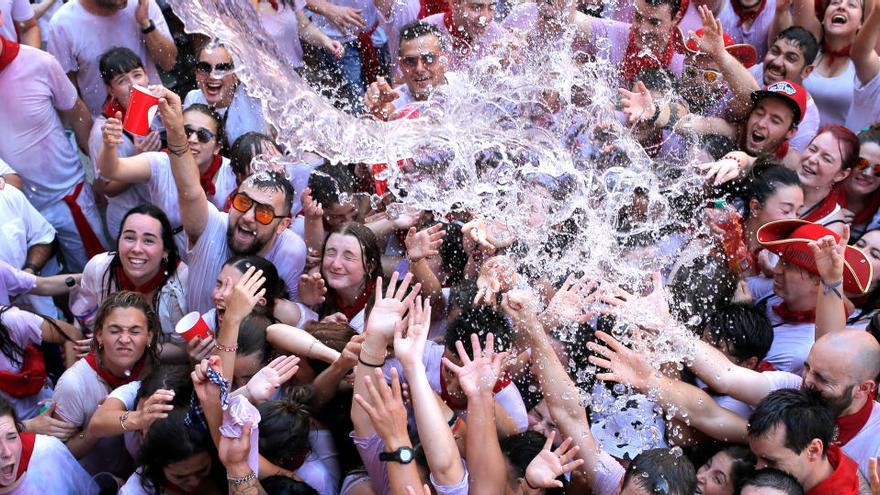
[99,47,144,85]
[91,291,160,366]
[701,134,740,161]
[737,468,804,495]
[0,396,23,432]
[704,303,774,365]
[816,125,861,171]
[257,388,314,469]
[399,21,448,51]
[236,313,273,363]
[229,132,278,178]
[261,476,320,495]
[302,320,357,353]
[643,0,683,18]
[445,305,513,356]
[774,27,819,67]
[243,170,296,217]
[106,204,181,316]
[184,103,226,150]
[0,306,74,367]
[319,223,383,316]
[711,444,757,489]
[221,255,287,315]
[438,222,469,286]
[307,164,356,209]
[139,409,219,494]
[858,123,880,146]
[748,389,834,456]
[667,255,737,330]
[741,162,801,220]
[622,448,696,495]
[134,364,194,408]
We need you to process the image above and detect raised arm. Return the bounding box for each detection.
[404,224,446,318]
[215,267,266,380]
[811,229,848,338]
[395,296,466,486]
[792,0,823,42]
[266,323,341,363]
[768,0,794,51]
[97,113,153,184]
[852,0,880,85]
[152,86,210,242]
[300,188,327,257]
[135,0,178,71]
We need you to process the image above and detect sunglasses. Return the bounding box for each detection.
[685,64,723,83]
[184,125,215,144]
[231,192,289,225]
[195,61,235,75]
[399,53,439,69]
[856,157,880,177]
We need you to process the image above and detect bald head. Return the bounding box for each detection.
[814,331,880,382]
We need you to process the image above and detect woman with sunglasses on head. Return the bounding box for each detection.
[78,205,189,363]
[183,41,268,146]
[840,125,880,241]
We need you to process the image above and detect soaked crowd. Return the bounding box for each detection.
[2,0,880,493]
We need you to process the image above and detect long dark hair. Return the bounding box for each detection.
[319,223,382,316]
[104,204,181,314]
[0,306,74,367]
[257,388,313,469]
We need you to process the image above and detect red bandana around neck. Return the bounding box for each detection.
[115,261,175,295]
[834,392,875,446]
[619,28,677,83]
[15,432,36,482]
[439,368,512,411]
[199,154,224,197]
[0,36,21,72]
[730,0,767,25]
[419,0,450,18]
[821,43,851,66]
[102,98,126,120]
[333,282,375,320]
[772,302,815,324]
[806,445,860,495]
[840,188,880,227]
[774,140,790,160]
[85,351,145,389]
[801,186,843,223]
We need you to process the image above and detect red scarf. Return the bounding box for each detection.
[619,28,678,83]
[332,283,374,320]
[0,36,20,72]
[102,98,126,120]
[439,368,511,411]
[834,392,875,446]
[0,346,47,398]
[730,0,767,25]
[199,154,224,197]
[419,0,450,18]
[801,186,844,223]
[756,359,776,372]
[357,22,383,86]
[772,302,815,323]
[821,43,851,66]
[774,140,790,160]
[115,261,175,295]
[806,445,860,495]
[85,351,145,389]
[839,189,880,227]
[15,432,36,482]
[444,11,472,54]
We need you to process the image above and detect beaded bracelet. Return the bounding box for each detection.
[119,411,131,432]
[214,342,238,353]
[227,471,257,485]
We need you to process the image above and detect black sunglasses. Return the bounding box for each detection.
[399,53,438,68]
[184,125,215,144]
[196,61,235,75]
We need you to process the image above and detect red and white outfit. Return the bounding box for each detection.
[749,277,815,376]
[258,0,307,69]
[587,18,685,89]
[748,64,821,152]
[0,307,54,420]
[0,39,107,272]
[717,0,777,60]
[3,432,98,494]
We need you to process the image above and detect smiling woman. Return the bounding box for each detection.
[318,223,383,332]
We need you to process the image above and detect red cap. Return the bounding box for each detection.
[685,28,757,68]
[750,80,809,125]
[756,219,873,295]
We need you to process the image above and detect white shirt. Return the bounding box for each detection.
[717,0,777,60]
[0,0,34,41]
[183,86,268,147]
[11,434,99,494]
[310,0,380,44]
[296,429,342,495]
[47,0,172,116]
[145,151,237,224]
[749,63,821,152]
[846,70,880,133]
[0,184,56,270]
[803,59,856,126]
[761,294,815,376]
[0,44,84,207]
[259,0,306,68]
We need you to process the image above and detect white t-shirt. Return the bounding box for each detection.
[185,203,306,313]
[310,0,380,44]
[295,429,342,495]
[749,64,820,152]
[803,59,856,126]
[47,0,172,116]
[0,44,84,207]
[846,70,880,133]
[762,294,815,376]
[0,0,34,41]
[717,0,777,60]
[259,0,306,68]
[0,184,56,270]
[0,307,53,420]
[52,358,134,477]
[12,434,99,494]
[183,86,268,147]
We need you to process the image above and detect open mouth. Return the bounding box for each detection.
[204,81,224,97]
[234,225,256,244]
[750,130,767,146]
[128,258,148,267]
[831,14,847,24]
[0,464,13,478]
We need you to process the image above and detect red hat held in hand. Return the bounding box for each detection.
[757,219,873,295]
[685,28,758,68]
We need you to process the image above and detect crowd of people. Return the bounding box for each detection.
[2,0,880,493]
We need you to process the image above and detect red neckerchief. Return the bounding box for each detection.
[15,432,36,481]
[439,369,512,411]
[199,154,224,197]
[774,140,790,160]
[287,448,310,472]
[730,0,767,25]
[102,98,126,120]
[332,283,374,320]
[357,22,382,86]
[0,345,47,398]
[268,0,279,9]
[756,360,776,372]
[806,445,860,495]
[85,351,145,389]
[834,392,875,446]
[0,36,21,72]
[840,189,880,227]
[620,28,677,83]
[822,43,851,66]
[772,302,815,323]
[419,0,450,18]
[444,11,472,55]
[115,260,177,294]
[801,186,843,223]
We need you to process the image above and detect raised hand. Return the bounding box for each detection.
[500,289,539,326]
[868,457,880,495]
[809,225,848,286]
[695,5,726,57]
[337,334,365,371]
[442,332,510,398]
[352,367,410,446]
[405,223,445,262]
[386,204,423,230]
[618,81,656,124]
[696,152,751,185]
[543,273,597,327]
[133,388,176,431]
[150,85,185,133]
[223,266,267,324]
[365,76,401,120]
[246,355,300,403]
[524,431,585,489]
[192,355,225,405]
[101,112,125,147]
[365,272,421,341]
[393,295,432,368]
[298,273,327,306]
[301,187,324,220]
[135,0,150,27]
[474,255,518,306]
[587,331,655,392]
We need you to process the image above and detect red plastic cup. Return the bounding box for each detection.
[123,85,160,136]
[175,312,212,342]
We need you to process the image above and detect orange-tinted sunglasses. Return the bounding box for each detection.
[856,157,880,177]
[231,192,289,225]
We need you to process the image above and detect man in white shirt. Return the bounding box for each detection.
[47,0,176,116]
[0,1,40,47]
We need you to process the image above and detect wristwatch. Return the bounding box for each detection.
[141,19,156,34]
[379,446,414,464]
